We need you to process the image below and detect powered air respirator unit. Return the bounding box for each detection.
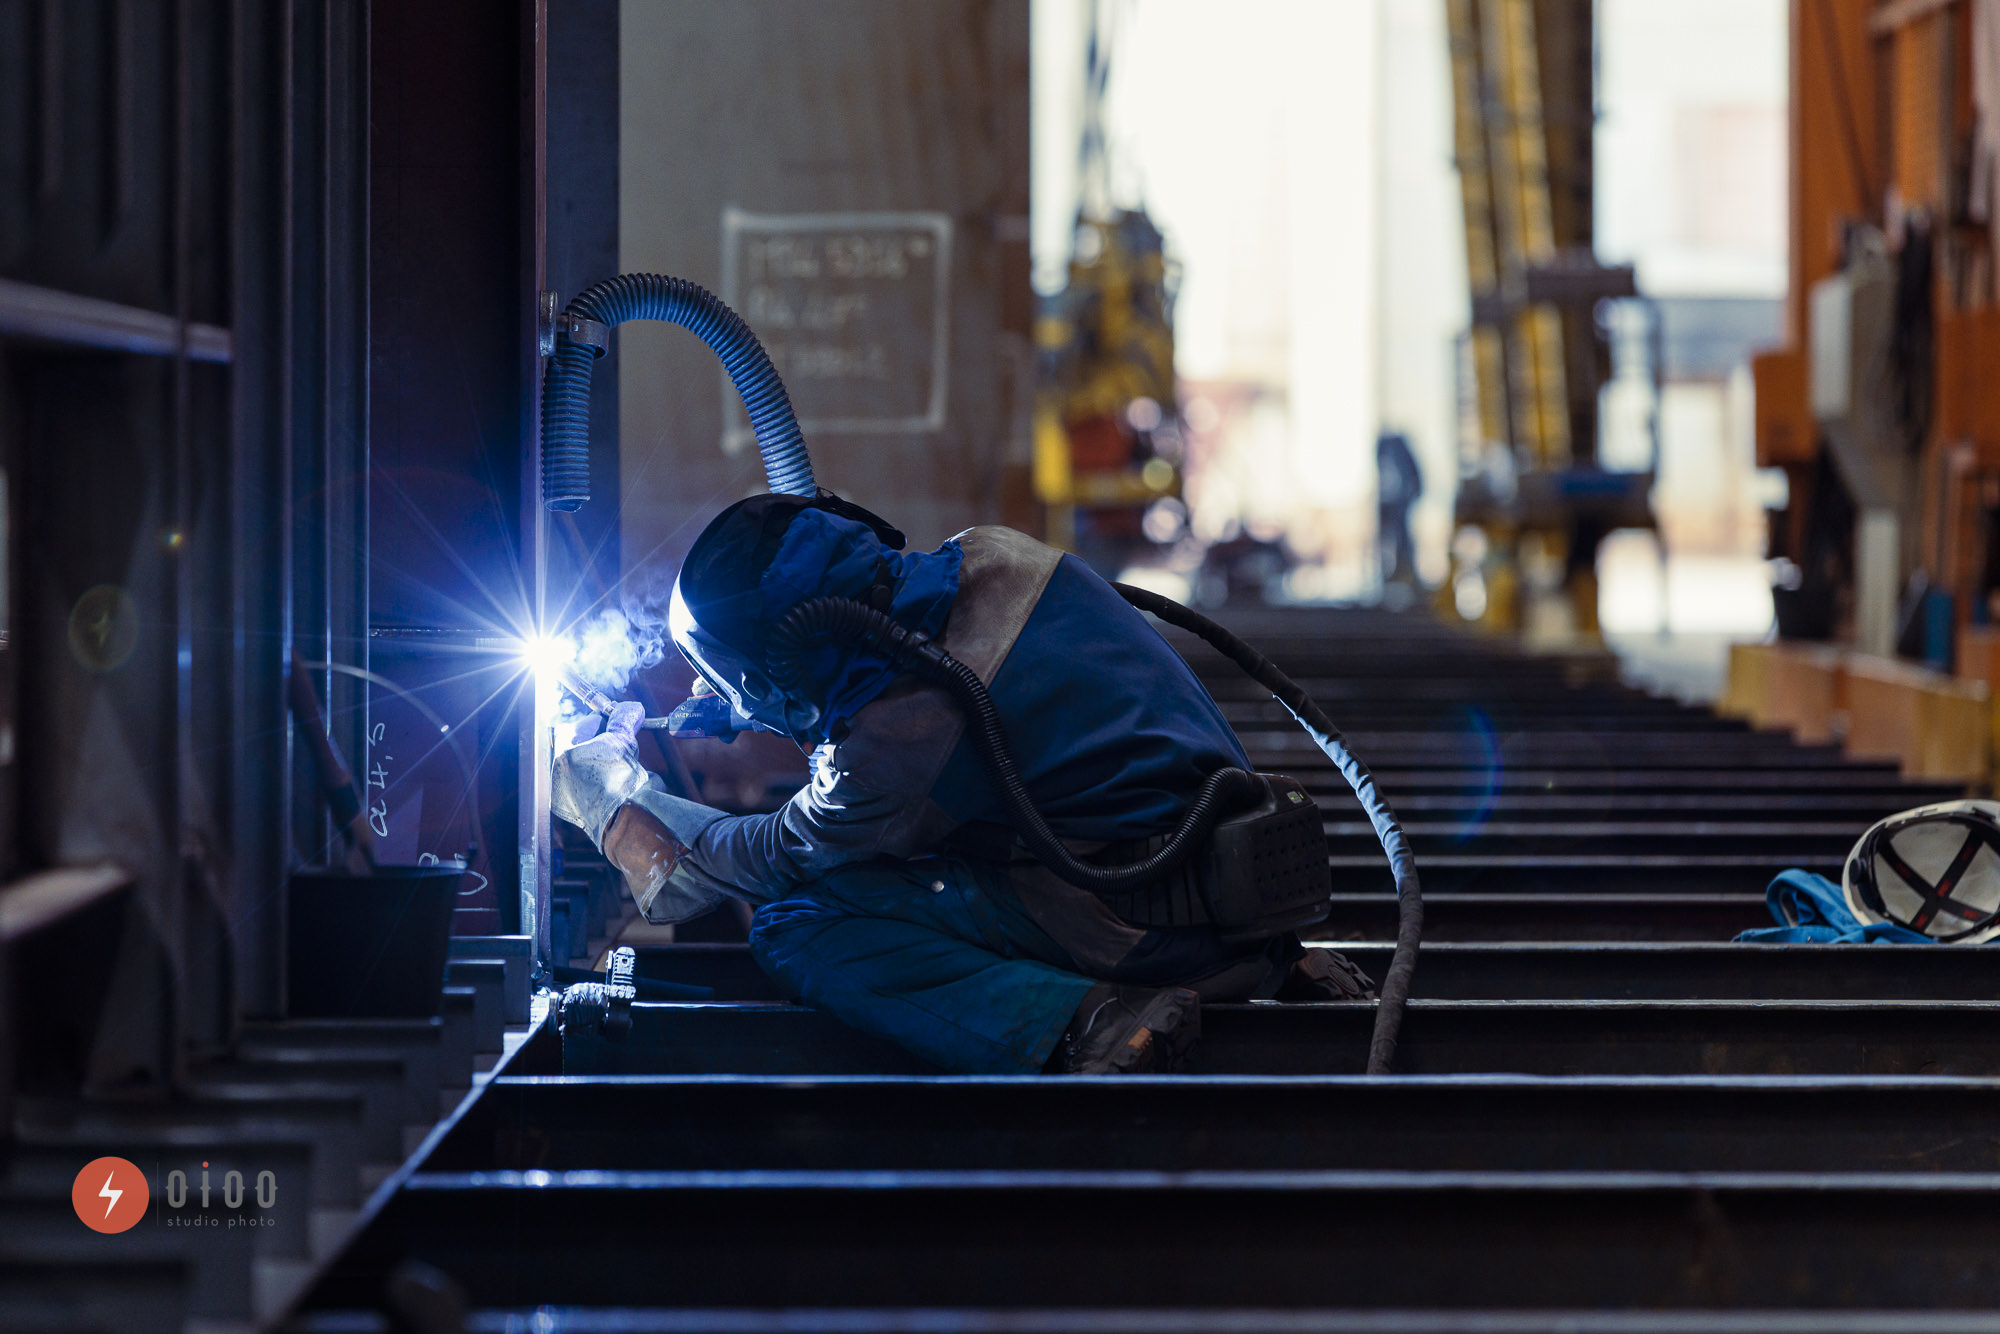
[537,274,1422,1074]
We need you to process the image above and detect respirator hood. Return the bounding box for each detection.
[668,490,952,745]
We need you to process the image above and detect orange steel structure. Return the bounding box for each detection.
[1757,0,2000,659]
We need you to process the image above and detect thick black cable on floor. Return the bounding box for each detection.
[1111,583,1422,1075]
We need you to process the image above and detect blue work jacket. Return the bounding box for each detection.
[627,526,1250,924]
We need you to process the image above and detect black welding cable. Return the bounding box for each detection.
[766,597,1264,895]
[1110,583,1422,1076]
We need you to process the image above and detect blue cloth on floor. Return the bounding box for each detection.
[749,855,1098,1075]
[1735,868,1934,944]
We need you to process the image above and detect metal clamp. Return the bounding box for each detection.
[558,312,610,356]
[536,293,610,359]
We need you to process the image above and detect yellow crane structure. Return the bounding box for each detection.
[1444,0,1657,636]
[1033,209,1182,554]
[1031,3,1183,563]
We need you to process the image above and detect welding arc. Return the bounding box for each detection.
[540,275,816,510]
[1110,582,1422,1077]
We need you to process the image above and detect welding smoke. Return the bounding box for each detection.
[566,607,665,696]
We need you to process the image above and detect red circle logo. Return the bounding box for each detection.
[72,1157,148,1233]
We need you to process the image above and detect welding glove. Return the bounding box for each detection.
[552,702,653,849]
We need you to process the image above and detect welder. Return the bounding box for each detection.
[552,492,1374,1075]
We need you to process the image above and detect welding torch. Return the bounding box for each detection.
[554,665,745,741]
[556,667,672,729]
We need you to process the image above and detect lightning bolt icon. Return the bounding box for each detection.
[97,1171,122,1220]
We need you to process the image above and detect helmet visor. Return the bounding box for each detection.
[669,579,822,742]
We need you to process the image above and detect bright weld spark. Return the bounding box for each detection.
[521,634,577,681]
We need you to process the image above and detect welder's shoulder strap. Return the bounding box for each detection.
[939,526,1063,686]
[811,688,965,860]
[793,526,1060,866]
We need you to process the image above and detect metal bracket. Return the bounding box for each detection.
[537,290,559,358]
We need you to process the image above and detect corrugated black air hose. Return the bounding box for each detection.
[1110,582,1422,1075]
[540,274,817,510]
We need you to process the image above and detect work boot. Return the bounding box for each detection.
[1276,947,1377,1002]
[1049,983,1201,1074]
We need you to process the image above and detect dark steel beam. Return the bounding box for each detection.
[436,1309,2000,1333]
[1192,1001,2000,1076]
[1250,735,1851,768]
[621,940,2000,1004]
[428,1073,2000,1175]
[1321,890,1771,933]
[1219,703,1746,731]
[1358,769,1941,794]
[1324,855,1841,897]
[1372,794,1924,818]
[1328,823,1859,855]
[0,275,233,360]
[1329,941,2000,1000]
[299,1169,2000,1311]
[557,998,2000,1077]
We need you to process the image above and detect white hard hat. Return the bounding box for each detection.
[1843,799,2000,943]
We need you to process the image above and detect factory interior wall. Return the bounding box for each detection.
[616,0,1033,578]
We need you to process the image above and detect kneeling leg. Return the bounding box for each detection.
[750,876,1094,1075]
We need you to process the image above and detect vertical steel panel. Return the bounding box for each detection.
[522,0,551,963]
[326,0,371,788]
[224,0,370,1019]
[230,0,287,1020]
[367,0,534,936]
[545,0,619,598]
[168,0,197,1058]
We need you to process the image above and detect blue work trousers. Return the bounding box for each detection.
[749,856,1098,1074]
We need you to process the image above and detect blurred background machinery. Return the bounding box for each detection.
[1444,0,1660,640]
[1032,4,1187,574]
[1034,208,1184,568]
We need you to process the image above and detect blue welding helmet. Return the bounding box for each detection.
[1844,799,2000,944]
[666,491,904,745]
